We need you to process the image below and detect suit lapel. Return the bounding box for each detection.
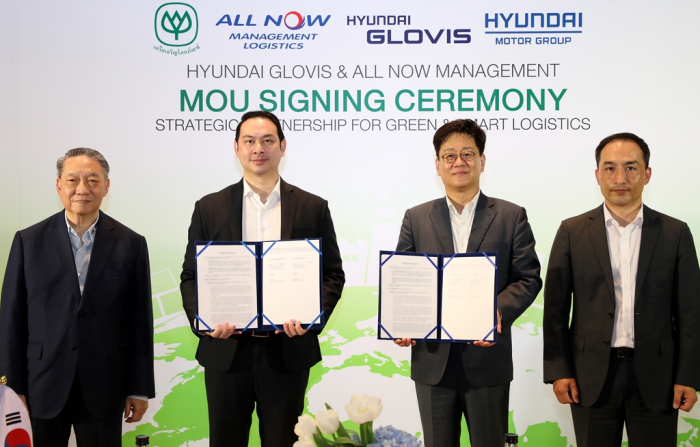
[280,179,296,240]
[47,212,81,301]
[587,206,616,303]
[81,211,117,307]
[467,193,496,253]
[635,206,661,303]
[227,180,244,241]
[429,198,454,254]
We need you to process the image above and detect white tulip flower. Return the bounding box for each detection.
[294,414,317,439]
[344,394,383,424]
[316,408,340,435]
[293,436,315,447]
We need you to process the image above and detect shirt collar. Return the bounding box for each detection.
[447,190,480,218]
[603,203,644,228]
[65,211,99,240]
[243,177,281,201]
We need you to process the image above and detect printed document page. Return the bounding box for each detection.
[195,243,258,330]
[379,253,439,340]
[441,255,496,341]
[261,240,322,325]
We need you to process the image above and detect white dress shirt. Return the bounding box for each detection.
[604,204,644,348]
[242,178,282,242]
[447,191,480,253]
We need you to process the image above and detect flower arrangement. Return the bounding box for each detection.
[294,394,423,447]
[372,426,423,447]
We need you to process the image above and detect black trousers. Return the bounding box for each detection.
[30,373,122,447]
[415,344,510,447]
[571,353,678,447]
[204,335,310,447]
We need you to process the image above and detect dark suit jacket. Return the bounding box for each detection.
[543,205,700,411]
[396,193,542,387]
[180,178,345,372]
[0,211,155,419]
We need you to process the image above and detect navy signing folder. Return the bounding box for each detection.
[195,238,324,332]
[378,251,498,343]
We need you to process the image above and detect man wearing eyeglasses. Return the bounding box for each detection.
[394,119,542,447]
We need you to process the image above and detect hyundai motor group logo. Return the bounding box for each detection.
[484,12,583,46]
[155,3,199,47]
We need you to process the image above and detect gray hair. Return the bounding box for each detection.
[56,148,110,179]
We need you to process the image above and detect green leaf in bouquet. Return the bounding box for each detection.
[333,436,364,446]
[313,428,334,447]
[360,422,375,445]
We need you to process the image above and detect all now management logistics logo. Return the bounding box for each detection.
[154,2,201,56]
[215,11,332,50]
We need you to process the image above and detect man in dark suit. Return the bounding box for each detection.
[394,119,542,447]
[543,132,700,447]
[180,110,345,447]
[0,148,155,447]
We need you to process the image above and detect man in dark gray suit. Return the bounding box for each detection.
[394,119,542,447]
[543,133,700,447]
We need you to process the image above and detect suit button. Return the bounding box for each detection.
[72,346,78,351]
[603,339,610,345]
[78,311,84,318]
[608,311,613,317]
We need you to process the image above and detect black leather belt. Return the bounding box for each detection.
[611,347,634,358]
[248,331,270,338]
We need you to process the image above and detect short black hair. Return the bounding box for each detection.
[595,132,650,169]
[432,119,486,158]
[235,110,285,142]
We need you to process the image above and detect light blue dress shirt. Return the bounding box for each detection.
[65,212,98,295]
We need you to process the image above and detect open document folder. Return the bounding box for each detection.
[194,239,325,332]
[378,251,498,343]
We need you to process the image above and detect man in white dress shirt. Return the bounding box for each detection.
[180,111,345,447]
[394,119,542,447]
[543,132,700,447]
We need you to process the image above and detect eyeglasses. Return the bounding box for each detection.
[440,151,477,164]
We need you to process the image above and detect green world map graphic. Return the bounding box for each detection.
[121,275,700,446]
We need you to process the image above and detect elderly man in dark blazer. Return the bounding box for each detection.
[180,110,345,447]
[543,132,700,447]
[0,148,155,447]
[395,119,542,447]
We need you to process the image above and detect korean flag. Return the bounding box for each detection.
[1,384,32,447]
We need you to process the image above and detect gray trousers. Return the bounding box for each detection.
[415,381,510,447]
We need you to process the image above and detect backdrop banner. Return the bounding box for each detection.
[2,1,700,445]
